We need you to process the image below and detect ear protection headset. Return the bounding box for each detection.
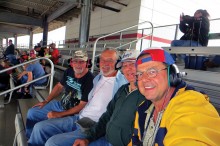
[168,64,182,87]
[95,49,121,70]
[86,58,92,69]
[95,56,121,70]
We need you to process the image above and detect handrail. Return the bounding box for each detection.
[114,34,152,50]
[91,21,154,73]
[0,57,54,96]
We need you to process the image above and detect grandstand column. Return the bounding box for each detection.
[6,38,8,46]
[0,38,2,48]
[42,15,48,46]
[29,30,33,49]
[79,0,92,48]
[14,34,17,48]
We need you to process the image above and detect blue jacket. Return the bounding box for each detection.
[87,71,128,101]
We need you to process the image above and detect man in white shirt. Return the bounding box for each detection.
[28,48,127,146]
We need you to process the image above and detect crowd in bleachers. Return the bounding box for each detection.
[21,46,220,146]
[0,41,60,99]
[1,9,220,145]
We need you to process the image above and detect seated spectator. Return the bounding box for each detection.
[17,49,47,96]
[73,50,145,146]
[34,43,45,57]
[19,50,29,63]
[131,47,220,145]
[28,48,128,146]
[26,50,95,143]
[44,47,51,58]
[171,10,210,70]
[49,43,60,65]
[40,47,51,67]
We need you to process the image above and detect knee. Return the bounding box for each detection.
[27,107,41,119]
[32,121,47,133]
[27,108,36,119]
[45,136,59,146]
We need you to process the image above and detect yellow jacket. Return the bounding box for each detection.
[133,83,220,146]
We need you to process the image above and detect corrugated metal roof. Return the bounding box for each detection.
[0,0,122,39]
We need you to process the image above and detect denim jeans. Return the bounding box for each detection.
[6,54,17,64]
[45,124,112,146]
[28,115,79,146]
[26,100,64,139]
[170,40,202,61]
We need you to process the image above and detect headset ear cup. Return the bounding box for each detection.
[169,64,182,87]
[115,59,121,70]
[96,57,100,68]
[67,58,72,68]
[87,59,92,69]
[169,73,176,87]
[114,56,122,70]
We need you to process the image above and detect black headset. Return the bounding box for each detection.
[168,64,182,87]
[95,56,121,70]
[95,48,121,70]
[86,58,92,69]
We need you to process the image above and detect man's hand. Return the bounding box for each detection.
[47,111,63,119]
[32,100,48,108]
[17,73,23,80]
[180,12,184,21]
[73,139,89,146]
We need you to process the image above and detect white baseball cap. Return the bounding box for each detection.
[116,50,140,68]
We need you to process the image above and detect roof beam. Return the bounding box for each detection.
[93,3,120,12]
[0,24,31,35]
[47,0,79,22]
[0,12,42,26]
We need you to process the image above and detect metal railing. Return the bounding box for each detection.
[0,57,54,98]
[91,21,154,73]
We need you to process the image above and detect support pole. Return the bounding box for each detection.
[79,0,92,48]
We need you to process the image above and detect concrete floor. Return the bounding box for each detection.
[0,97,17,146]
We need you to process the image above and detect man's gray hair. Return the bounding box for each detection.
[102,47,120,60]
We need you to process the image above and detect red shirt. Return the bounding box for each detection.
[50,48,60,65]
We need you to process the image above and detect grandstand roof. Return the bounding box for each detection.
[0,0,125,39]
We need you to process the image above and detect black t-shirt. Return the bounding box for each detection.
[60,68,94,110]
[36,47,45,57]
[0,65,9,85]
[5,44,15,55]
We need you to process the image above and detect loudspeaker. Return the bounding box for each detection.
[169,64,182,87]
